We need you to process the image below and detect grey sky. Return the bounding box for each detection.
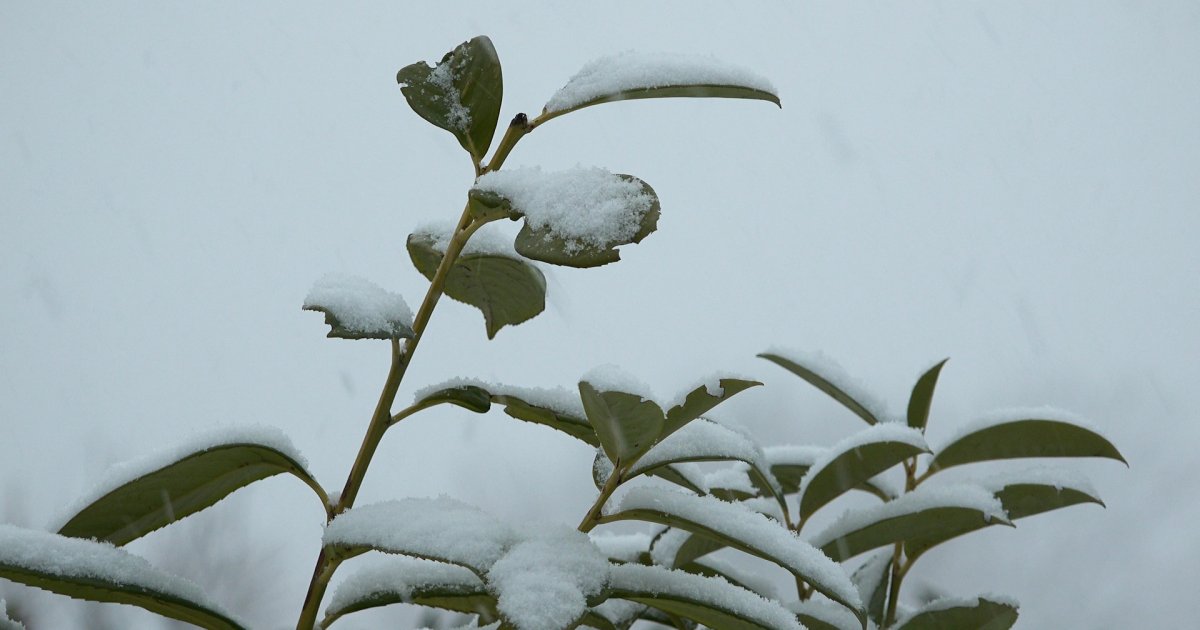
[2,2,1197,627]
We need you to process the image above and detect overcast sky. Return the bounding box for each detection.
[2,2,1197,628]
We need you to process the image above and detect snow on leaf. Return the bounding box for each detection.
[303,273,414,340]
[759,349,893,425]
[607,563,802,630]
[486,526,609,630]
[323,557,494,626]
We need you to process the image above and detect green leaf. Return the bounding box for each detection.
[669,531,728,569]
[758,352,882,425]
[607,564,800,630]
[993,482,1104,521]
[906,359,947,431]
[512,175,660,268]
[799,426,929,521]
[319,560,497,629]
[579,382,665,465]
[0,525,244,630]
[895,597,1019,630]
[663,378,761,438]
[926,418,1127,474]
[302,306,414,341]
[850,550,892,627]
[414,385,493,414]
[467,188,520,223]
[396,36,503,163]
[58,442,326,546]
[813,488,1011,562]
[407,232,546,339]
[491,392,597,445]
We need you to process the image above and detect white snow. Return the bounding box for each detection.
[608,563,802,630]
[425,60,471,130]
[932,406,1109,454]
[303,273,414,336]
[412,221,522,258]
[323,496,520,572]
[663,373,756,412]
[630,419,769,480]
[544,51,778,113]
[649,527,692,567]
[808,483,1009,553]
[0,599,22,630]
[473,167,654,254]
[326,556,483,616]
[580,364,657,400]
[413,376,585,418]
[929,465,1099,498]
[50,424,312,531]
[691,555,781,600]
[851,548,893,606]
[608,487,861,609]
[798,424,928,500]
[0,524,233,619]
[590,598,644,625]
[788,598,870,630]
[763,347,894,424]
[589,531,655,562]
[704,465,756,495]
[892,593,1019,627]
[765,444,826,468]
[486,525,610,630]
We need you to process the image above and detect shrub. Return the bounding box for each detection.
[0,36,1124,630]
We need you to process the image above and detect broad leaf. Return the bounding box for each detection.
[539,51,780,126]
[579,382,664,465]
[413,385,493,414]
[758,353,882,425]
[799,425,929,521]
[906,359,947,431]
[396,36,503,163]
[321,558,497,628]
[512,175,660,268]
[608,564,803,630]
[603,488,864,621]
[467,188,520,223]
[895,596,1019,630]
[0,525,244,630]
[812,486,1010,562]
[58,442,326,546]
[491,393,597,445]
[663,378,761,438]
[993,482,1104,521]
[407,233,546,339]
[926,418,1126,474]
[303,273,414,341]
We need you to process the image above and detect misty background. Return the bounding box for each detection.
[2,2,1196,628]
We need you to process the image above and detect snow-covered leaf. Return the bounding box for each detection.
[993,482,1104,521]
[57,429,326,546]
[894,595,1019,630]
[799,425,929,521]
[677,556,780,601]
[323,497,520,573]
[412,384,494,415]
[810,485,1011,562]
[472,168,660,268]
[788,599,864,630]
[0,525,244,629]
[491,392,596,445]
[303,273,415,341]
[906,359,947,432]
[606,563,802,630]
[579,382,664,465]
[321,557,497,628]
[759,352,883,425]
[485,527,610,630]
[540,51,779,124]
[416,378,595,444]
[602,487,863,621]
[663,378,761,437]
[850,549,892,626]
[926,416,1126,474]
[396,36,503,163]
[407,232,546,339]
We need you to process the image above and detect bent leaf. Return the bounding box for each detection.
[602,488,863,621]
[579,381,665,465]
[540,51,780,126]
[321,557,497,628]
[58,439,326,546]
[799,425,929,521]
[608,563,803,630]
[491,392,597,445]
[412,385,493,415]
[0,525,244,630]
[811,485,1010,562]
[994,482,1104,521]
[906,359,947,431]
[758,352,883,425]
[407,233,546,339]
[895,596,1019,630]
[397,36,503,163]
[927,417,1127,474]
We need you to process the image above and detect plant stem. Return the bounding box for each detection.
[577,461,623,533]
[884,544,905,627]
[294,205,481,630]
[482,113,532,174]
